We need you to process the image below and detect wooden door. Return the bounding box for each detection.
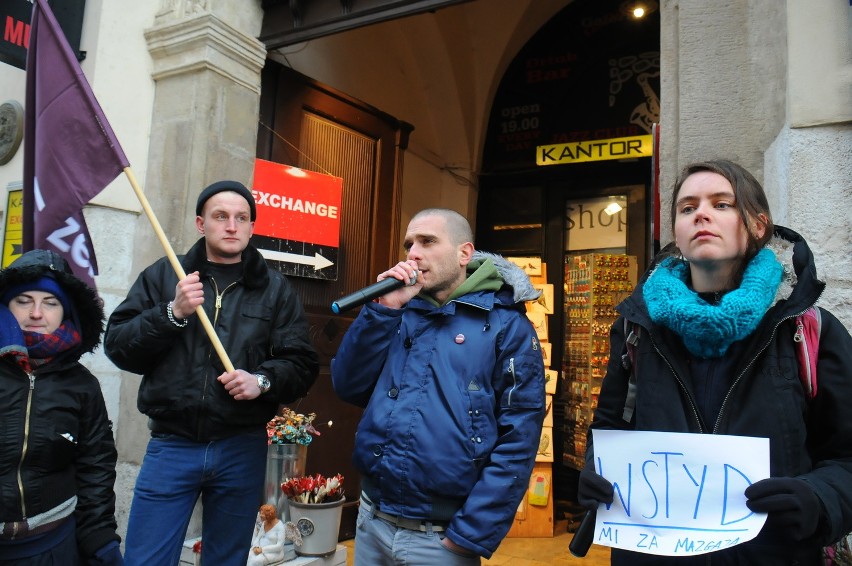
[256,61,413,539]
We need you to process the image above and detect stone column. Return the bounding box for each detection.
[658,0,786,242]
[113,0,267,541]
[139,0,266,271]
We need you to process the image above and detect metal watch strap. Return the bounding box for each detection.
[166,302,188,328]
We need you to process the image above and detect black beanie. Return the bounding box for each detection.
[196,180,256,221]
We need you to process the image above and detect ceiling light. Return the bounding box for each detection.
[620,0,658,19]
[603,202,623,216]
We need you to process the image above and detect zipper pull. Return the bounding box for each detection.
[216,294,223,310]
[794,319,804,343]
[28,373,35,390]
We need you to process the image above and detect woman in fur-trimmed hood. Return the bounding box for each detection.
[578,160,852,565]
[0,250,122,565]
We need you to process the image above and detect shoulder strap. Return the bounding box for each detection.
[794,306,822,399]
[621,319,641,422]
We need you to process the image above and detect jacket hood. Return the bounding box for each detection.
[0,250,104,355]
[765,225,825,308]
[469,251,541,304]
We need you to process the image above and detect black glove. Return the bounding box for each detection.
[577,461,614,510]
[745,477,822,541]
[88,540,124,566]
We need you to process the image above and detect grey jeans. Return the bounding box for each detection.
[354,500,481,566]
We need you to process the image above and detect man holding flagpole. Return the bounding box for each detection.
[103,181,319,566]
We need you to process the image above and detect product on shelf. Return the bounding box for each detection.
[561,253,637,470]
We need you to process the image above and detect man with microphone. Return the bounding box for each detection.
[331,208,545,564]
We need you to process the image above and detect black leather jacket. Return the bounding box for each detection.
[0,250,119,558]
[104,238,319,442]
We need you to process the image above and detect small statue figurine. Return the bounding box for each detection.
[246,504,287,565]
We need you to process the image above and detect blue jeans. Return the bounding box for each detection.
[124,430,267,566]
[354,499,481,566]
[0,517,76,565]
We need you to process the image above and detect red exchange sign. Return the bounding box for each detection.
[251,158,342,247]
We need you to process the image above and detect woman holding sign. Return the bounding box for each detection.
[578,160,852,564]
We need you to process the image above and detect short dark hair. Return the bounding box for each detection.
[411,208,473,246]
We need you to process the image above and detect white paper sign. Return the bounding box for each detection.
[591,430,770,556]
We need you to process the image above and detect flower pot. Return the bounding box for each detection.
[288,497,345,557]
[264,444,307,521]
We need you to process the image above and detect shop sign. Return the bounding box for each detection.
[250,158,342,281]
[482,1,660,171]
[566,196,627,251]
[537,134,652,166]
[2,187,23,267]
[1,0,86,70]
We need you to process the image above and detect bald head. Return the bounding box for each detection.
[410,208,473,247]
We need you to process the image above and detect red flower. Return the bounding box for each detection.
[281,473,345,504]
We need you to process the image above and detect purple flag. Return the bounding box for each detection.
[23,0,130,288]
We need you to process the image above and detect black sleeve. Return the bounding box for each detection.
[103,261,183,375]
[73,370,120,558]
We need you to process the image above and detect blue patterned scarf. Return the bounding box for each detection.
[643,248,783,358]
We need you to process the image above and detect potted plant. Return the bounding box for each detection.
[281,474,346,557]
[264,408,329,524]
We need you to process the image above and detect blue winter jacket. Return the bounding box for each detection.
[331,253,546,558]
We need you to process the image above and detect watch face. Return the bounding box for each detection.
[257,374,271,392]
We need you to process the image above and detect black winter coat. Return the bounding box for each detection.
[104,239,319,442]
[590,227,852,565]
[0,249,119,559]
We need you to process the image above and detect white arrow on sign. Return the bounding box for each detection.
[258,249,334,270]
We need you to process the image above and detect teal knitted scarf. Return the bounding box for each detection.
[643,248,783,358]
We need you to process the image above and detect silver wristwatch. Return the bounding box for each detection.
[255,373,271,394]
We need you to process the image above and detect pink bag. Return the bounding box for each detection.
[793,307,822,399]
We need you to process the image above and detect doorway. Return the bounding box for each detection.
[256,61,413,539]
[475,0,659,520]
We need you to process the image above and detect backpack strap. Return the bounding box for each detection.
[621,319,641,422]
[794,306,822,400]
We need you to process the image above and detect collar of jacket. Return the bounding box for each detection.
[408,288,497,314]
[412,251,539,310]
[182,238,270,290]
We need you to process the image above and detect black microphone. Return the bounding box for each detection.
[568,509,596,558]
[331,273,417,314]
